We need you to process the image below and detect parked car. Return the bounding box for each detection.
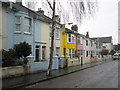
[112,53,120,60]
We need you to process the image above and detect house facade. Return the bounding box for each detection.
[1,2,52,61]
[62,28,76,58]
[91,36,113,53]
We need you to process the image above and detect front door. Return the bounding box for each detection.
[35,45,40,60]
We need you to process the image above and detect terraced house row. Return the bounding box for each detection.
[0,1,113,65]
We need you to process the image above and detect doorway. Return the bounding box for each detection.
[35,45,40,60]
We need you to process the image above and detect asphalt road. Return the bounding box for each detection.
[26,60,118,88]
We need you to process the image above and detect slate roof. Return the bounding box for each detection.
[2,2,52,23]
[91,36,112,44]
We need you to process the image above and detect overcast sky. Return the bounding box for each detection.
[78,0,119,45]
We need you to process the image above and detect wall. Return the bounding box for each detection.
[0,2,1,50]
[6,11,34,56]
[67,57,82,67]
[1,5,7,50]
[41,21,50,59]
[119,1,120,44]
[1,65,30,78]
[34,19,41,60]
[30,56,59,73]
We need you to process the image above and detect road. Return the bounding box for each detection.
[26,60,118,88]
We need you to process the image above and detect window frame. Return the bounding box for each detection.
[68,34,75,43]
[68,49,75,58]
[15,16,21,32]
[24,17,32,34]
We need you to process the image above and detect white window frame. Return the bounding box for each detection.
[56,28,60,39]
[68,49,75,58]
[24,17,32,34]
[77,36,80,44]
[15,16,21,32]
[68,34,75,43]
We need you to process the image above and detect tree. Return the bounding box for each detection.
[2,49,17,67]
[114,44,120,51]
[14,42,31,64]
[46,0,56,76]
[100,49,109,56]
[109,49,116,55]
[46,0,97,76]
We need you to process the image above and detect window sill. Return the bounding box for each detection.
[14,31,22,34]
[68,42,75,43]
[56,38,60,40]
[24,32,32,35]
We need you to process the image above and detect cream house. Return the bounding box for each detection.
[0,2,7,50]
[49,15,63,57]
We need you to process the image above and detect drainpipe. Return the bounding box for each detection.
[75,33,78,57]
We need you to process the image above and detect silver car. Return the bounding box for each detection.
[113,53,120,60]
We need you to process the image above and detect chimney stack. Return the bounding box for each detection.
[86,32,89,38]
[54,15,60,23]
[37,8,44,15]
[16,0,22,5]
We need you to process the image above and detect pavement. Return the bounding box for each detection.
[2,58,113,89]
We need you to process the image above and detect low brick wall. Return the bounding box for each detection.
[1,65,30,78]
[67,58,80,67]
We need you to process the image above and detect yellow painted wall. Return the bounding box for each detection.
[62,30,76,57]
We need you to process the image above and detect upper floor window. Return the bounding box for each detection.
[24,17,32,33]
[56,28,60,39]
[86,40,88,46]
[15,16,21,32]
[68,34,74,43]
[77,36,80,44]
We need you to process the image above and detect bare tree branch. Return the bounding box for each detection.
[46,0,53,11]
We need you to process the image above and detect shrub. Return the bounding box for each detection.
[2,49,17,67]
[14,42,31,64]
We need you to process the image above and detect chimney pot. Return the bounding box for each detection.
[37,8,44,15]
[86,32,89,38]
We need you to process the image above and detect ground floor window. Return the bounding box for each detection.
[68,49,75,58]
[78,50,83,56]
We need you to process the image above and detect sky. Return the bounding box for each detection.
[77,0,119,45]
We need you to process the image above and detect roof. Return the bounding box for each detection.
[2,2,52,23]
[91,36,112,44]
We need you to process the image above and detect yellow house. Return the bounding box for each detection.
[62,26,76,58]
